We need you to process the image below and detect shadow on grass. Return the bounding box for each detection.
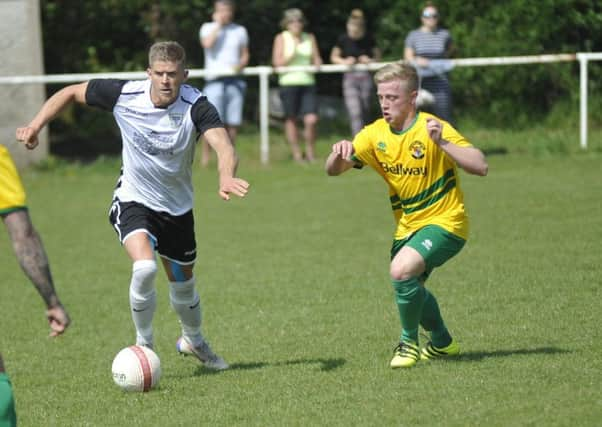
[192,357,346,376]
[457,346,569,362]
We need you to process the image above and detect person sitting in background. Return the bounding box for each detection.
[199,0,249,167]
[404,2,455,123]
[330,9,381,136]
[272,8,323,163]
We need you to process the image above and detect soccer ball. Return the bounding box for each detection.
[111,345,161,392]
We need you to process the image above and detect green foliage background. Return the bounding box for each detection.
[40,0,602,154]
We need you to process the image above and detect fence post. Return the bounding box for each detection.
[577,53,588,150]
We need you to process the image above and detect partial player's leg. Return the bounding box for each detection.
[162,259,228,370]
[156,209,228,370]
[123,232,157,349]
[414,226,465,361]
[109,199,158,349]
[389,240,427,368]
[0,355,17,427]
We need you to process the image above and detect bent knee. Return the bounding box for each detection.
[132,259,158,283]
[390,260,425,281]
[390,264,416,281]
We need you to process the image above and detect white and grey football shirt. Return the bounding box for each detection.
[86,79,223,215]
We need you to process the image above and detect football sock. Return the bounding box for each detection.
[129,259,158,347]
[0,373,17,427]
[392,277,425,344]
[420,288,452,348]
[169,277,202,346]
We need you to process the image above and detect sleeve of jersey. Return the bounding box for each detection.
[191,96,224,134]
[350,130,376,169]
[443,123,472,148]
[85,79,127,111]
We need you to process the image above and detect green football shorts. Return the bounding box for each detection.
[0,373,16,427]
[390,224,466,281]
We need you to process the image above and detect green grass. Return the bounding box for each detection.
[1,130,601,426]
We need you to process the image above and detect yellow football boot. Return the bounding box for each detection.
[390,341,420,368]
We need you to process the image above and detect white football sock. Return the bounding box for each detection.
[129,259,157,347]
[169,277,202,345]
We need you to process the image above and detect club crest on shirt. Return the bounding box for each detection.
[410,141,426,159]
[168,112,184,128]
[376,141,387,153]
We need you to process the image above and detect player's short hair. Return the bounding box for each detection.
[374,61,419,93]
[148,41,186,67]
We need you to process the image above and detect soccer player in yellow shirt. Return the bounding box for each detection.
[325,61,488,368]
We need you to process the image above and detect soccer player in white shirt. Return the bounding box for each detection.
[16,41,250,370]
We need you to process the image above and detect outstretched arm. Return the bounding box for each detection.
[203,127,250,200]
[426,118,488,176]
[325,139,357,176]
[16,82,88,150]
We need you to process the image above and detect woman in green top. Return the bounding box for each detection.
[272,8,323,163]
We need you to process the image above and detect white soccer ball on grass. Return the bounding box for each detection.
[111,345,161,392]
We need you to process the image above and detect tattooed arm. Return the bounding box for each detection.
[2,210,70,336]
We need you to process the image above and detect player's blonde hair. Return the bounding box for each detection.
[373,61,419,93]
[148,41,186,67]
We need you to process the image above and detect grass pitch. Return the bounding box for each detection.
[1,128,601,426]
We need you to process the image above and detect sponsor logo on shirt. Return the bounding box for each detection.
[132,131,176,155]
[380,162,428,176]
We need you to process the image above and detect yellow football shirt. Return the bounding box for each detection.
[351,112,472,240]
[0,144,27,213]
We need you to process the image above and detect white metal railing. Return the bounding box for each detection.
[1,53,600,163]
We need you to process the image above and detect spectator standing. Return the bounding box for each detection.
[200,0,249,166]
[272,8,323,163]
[330,9,381,136]
[404,2,455,123]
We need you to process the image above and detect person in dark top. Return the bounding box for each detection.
[330,9,381,136]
